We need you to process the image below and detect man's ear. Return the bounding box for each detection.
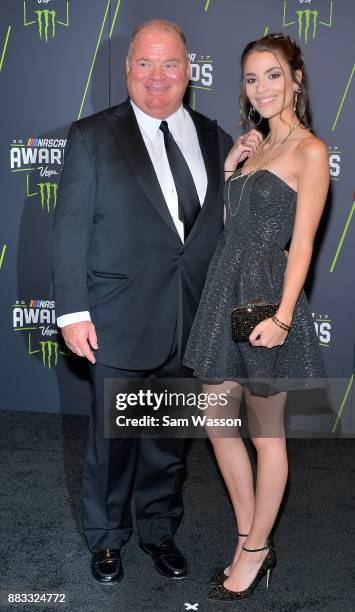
[186,60,191,82]
[125,56,130,75]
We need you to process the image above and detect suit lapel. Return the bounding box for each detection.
[104,101,221,244]
[184,107,220,245]
[104,101,180,238]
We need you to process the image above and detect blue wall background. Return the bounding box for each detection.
[0,0,354,435]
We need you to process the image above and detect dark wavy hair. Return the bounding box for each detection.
[239,33,312,132]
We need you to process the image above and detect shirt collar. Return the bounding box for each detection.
[130,99,186,139]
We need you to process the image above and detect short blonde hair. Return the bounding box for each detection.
[127,19,188,61]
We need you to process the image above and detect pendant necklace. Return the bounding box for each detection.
[227,120,300,217]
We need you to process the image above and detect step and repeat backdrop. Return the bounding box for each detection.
[0,0,354,434]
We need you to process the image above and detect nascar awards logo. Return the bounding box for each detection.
[328,146,341,180]
[189,53,213,91]
[24,0,70,43]
[13,298,68,367]
[283,0,334,44]
[10,136,66,212]
[312,312,332,347]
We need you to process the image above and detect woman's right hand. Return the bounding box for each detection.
[224,129,263,174]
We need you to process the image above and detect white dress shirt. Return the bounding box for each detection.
[57,100,207,328]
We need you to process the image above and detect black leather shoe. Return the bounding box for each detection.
[139,540,187,579]
[91,548,123,584]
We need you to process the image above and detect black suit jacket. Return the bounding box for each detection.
[52,99,232,370]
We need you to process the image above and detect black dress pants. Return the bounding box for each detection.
[83,337,192,552]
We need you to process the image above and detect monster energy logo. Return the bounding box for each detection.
[296,10,318,43]
[26,175,58,211]
[283,1,333,44]
[24,1,70,42]
[39,340,59,367]
[38,182,57,211]
[35,10,56,42]
[27,333,68,368]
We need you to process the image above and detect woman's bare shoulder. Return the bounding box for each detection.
[296,132,328,161]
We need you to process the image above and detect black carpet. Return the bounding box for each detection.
[0,410,354,612]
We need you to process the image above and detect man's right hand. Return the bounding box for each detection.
[61,321,98,364]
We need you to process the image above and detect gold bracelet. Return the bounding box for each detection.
[271,314,291,331]
[272,315,291,331]
[273,314,292,329]
[224,169,236,173]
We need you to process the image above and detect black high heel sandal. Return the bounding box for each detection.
[209,534,275,587]
[208,542,277,601]
[209,532,249,587]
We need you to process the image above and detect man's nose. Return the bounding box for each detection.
[150,64,164,79]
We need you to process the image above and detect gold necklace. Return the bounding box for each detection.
[227,120,300,218]
[243,119,300,174]
[267,119,300,156]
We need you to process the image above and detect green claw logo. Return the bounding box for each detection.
[24,1,70,43]
[283,1,333,44]
[26,175,58,212]
[38,182,57,211]
[296,9,318,43]
[35,10,56,42]
[39,340,59,368]
[14,305,69,369]
[27,332,68,368]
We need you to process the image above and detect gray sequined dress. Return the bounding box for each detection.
[183,169,328,397]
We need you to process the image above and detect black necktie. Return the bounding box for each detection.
[159,120,201,240]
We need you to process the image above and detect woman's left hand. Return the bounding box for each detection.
[224,129,263,173]
[249,318,288,348]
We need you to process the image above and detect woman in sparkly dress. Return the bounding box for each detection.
[183,34,329,601]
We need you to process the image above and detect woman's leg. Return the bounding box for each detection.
[203,381,255,573]
[224,388,288,591]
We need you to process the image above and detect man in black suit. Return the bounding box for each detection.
[53,19,232,584]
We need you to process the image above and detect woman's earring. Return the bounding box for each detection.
[248,105,262,126]
[293,89,301,112]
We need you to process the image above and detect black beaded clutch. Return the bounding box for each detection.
[231,301,279,343]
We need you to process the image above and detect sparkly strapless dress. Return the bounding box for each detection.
[183,169,328,397]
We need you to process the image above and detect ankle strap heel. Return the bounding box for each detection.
[208,540,277,601]
[237,532,249,537]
